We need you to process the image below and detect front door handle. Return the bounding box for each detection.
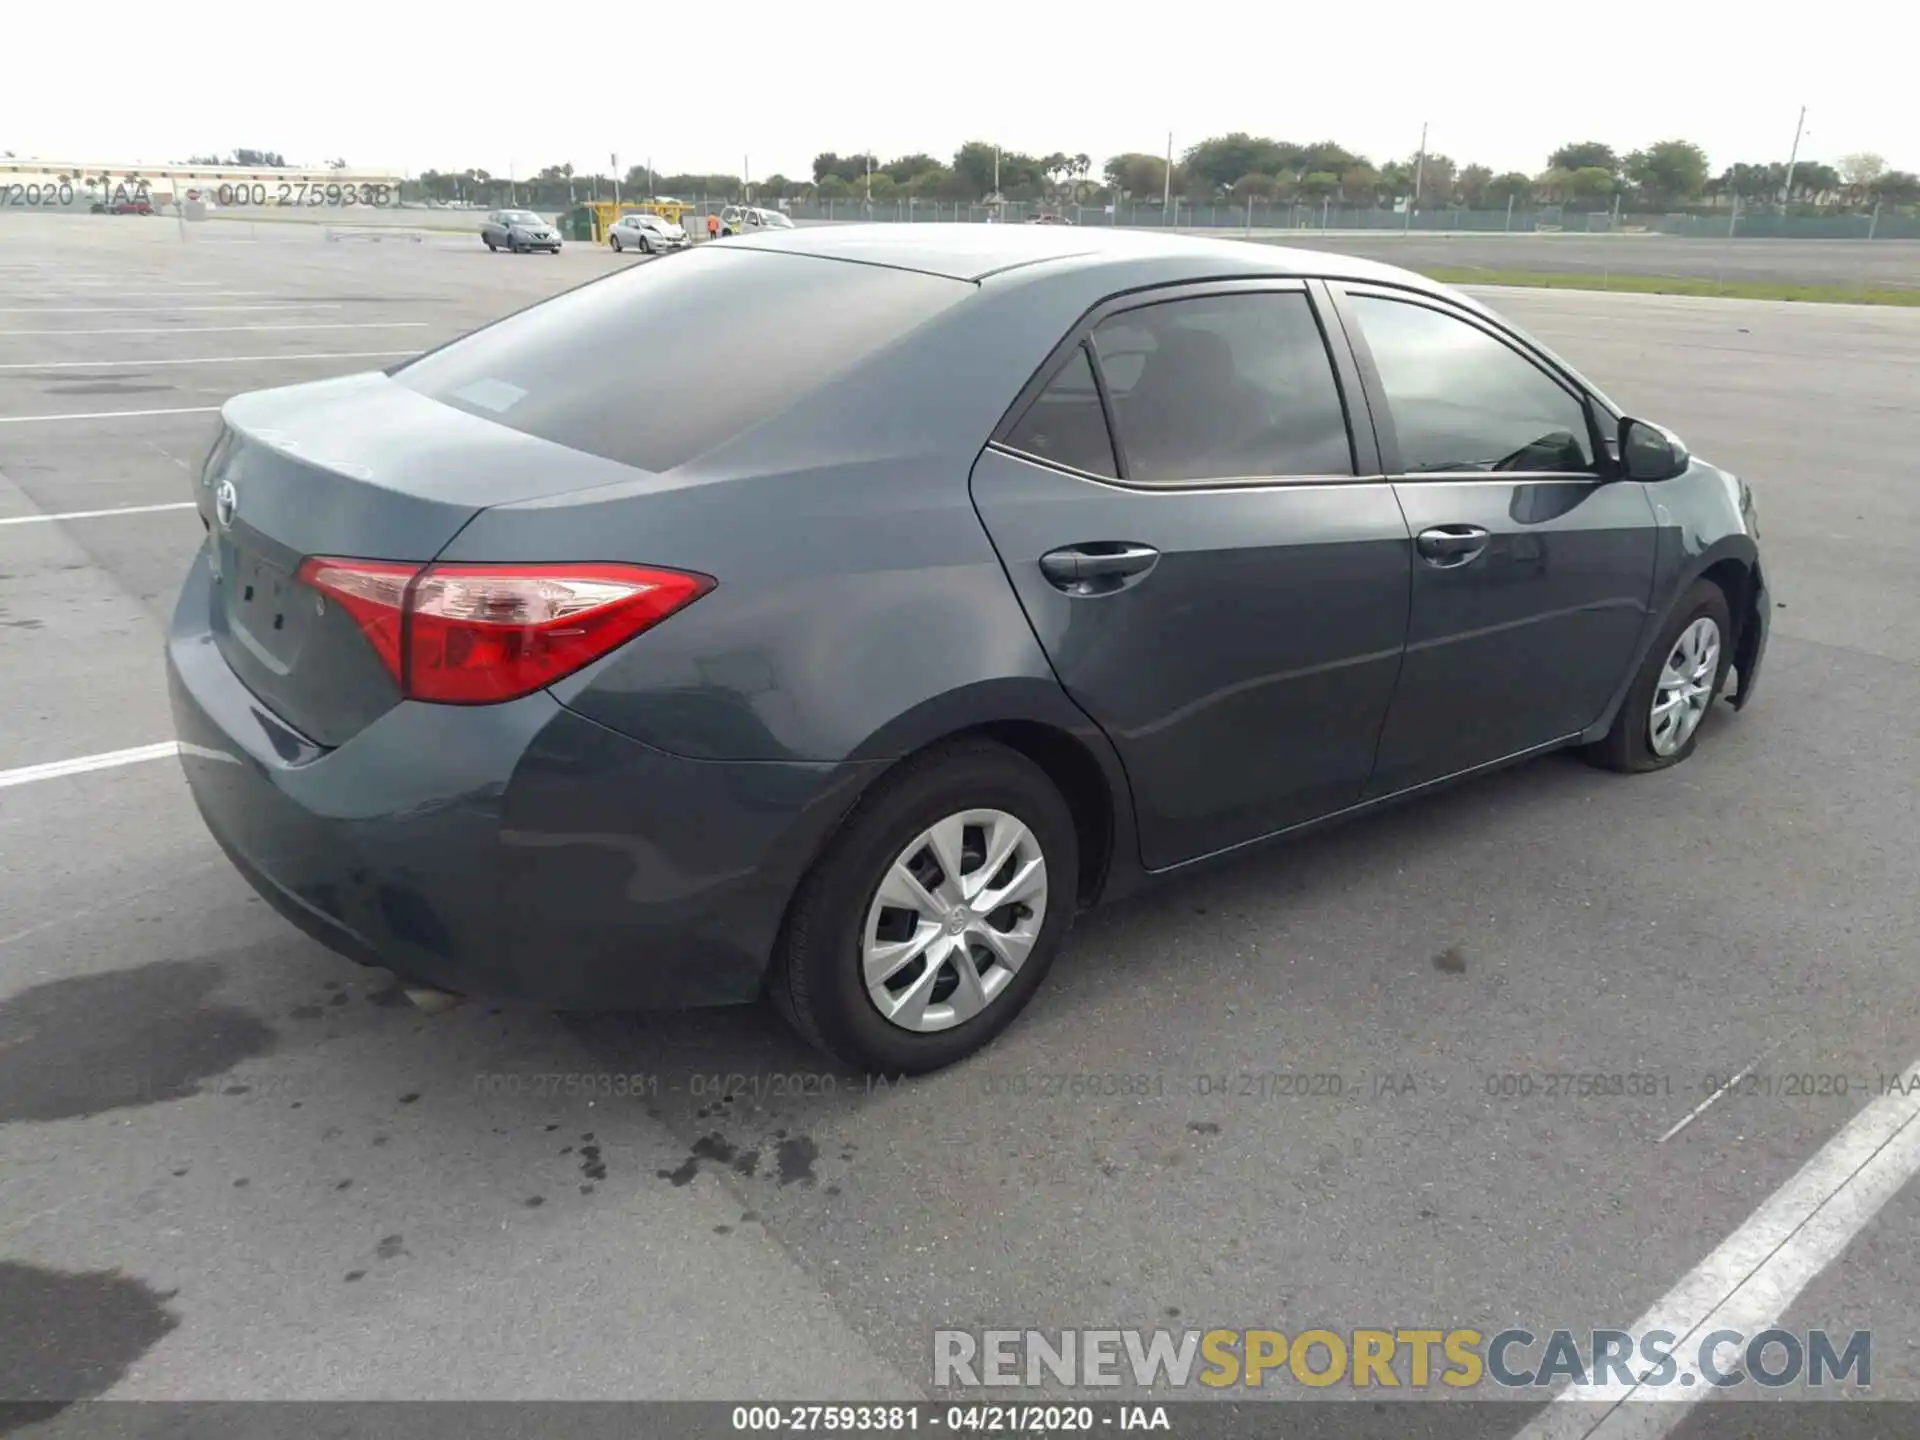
[1039,543,1160,594]
[1415,525,1491,567]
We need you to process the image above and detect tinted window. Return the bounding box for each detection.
[1002,345,1117,478]
[1349,295,1595,475]
[393,248,970,473]
[1090,292,1352,484]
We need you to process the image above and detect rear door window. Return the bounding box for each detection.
[392,248,971,473]
[1001,345,1117,478]
[1090,291,1354,484]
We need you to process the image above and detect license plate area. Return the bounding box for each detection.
[218,537,314,673]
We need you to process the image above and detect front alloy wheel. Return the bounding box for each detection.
[862,809,1047,1033]
[1650,616,1721,757]
[1586,577,1734,773]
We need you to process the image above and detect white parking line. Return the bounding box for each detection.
[0,406,219,424]
[0,502,197,525]
[0,350,414,371]
[0,304,342,313]
[0,321,431,336]
[1513,1059,1920,1440]
[0,742,180,790]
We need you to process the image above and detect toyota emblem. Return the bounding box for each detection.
[214,479,238,529]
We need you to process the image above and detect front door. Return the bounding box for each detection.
[970,282,1413,871]
[1331,285,1659,797]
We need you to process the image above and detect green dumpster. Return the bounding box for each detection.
[562,205,595,242]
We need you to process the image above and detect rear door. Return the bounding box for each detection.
[970,280,1413,871]
[1328,284,1658,796]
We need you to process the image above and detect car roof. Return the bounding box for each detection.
[718,221,1435,288]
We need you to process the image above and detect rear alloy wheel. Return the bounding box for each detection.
[1588,578,1733,773]
[771,740,1078,1074]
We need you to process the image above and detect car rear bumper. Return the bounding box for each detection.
[167,550,872,1009]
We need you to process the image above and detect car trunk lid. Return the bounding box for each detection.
[200,372,639,748]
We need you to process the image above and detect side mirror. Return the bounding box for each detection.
[1618,417,1690,482]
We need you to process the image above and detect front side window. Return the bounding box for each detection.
[1348,295,1595,475]
[1089,292,1353,484]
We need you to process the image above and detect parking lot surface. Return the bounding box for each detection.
[2,213,1918,1432]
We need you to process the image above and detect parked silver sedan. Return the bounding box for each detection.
[608,212,690,254]
[480,209,562,254]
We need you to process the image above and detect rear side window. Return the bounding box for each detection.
[1091,292,1354,484]
[393,248,971,473]
[1001,345,1117,478]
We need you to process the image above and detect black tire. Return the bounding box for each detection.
[610,234,622,252]
[770,740,1079,1075]
[1587,579,1734,773]
[484,237,496,251]
[640,235,654,254]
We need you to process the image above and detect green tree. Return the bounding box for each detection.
[759,173,793,199]
[1183,133,1291,192]
[1869,170,1920,206]
[1294,141,1357,177]
[1455,164,1493,205]
[1297,171,1340,201]
[1549,141,1618,175]
[1104,152,1167,198]
[1623,140,1709,207]
[952,141,1002,198]
[905,165,957,198]
[1719,163,1775,201]
[1568,166,1616,201]
[1340,163,1380,204]
[816,175,852,200]
[1484,171,1535,205]
[885,153,940,183]
[1794,162,1841,204]
[1413,153,1456,204]
[1232,172,1279,200]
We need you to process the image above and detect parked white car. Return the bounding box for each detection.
[608,212,690,254]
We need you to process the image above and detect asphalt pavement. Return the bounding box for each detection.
[2,212,1918,1435]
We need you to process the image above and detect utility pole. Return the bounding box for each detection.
[866,151,873,203]
[612,153,620,209]
[1781,105,1807,210]
[1163,131,1173,221]
[994,146,1000,197]
[646,156,653,199]
[1405,122,1427,233]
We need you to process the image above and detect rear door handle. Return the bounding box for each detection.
[1415,525,1491,567]
[1039,543,1160,594]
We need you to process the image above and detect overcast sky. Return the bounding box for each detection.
[10,0,1915,179]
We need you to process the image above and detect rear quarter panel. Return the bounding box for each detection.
[449,273,1123,765]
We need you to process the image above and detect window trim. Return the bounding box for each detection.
[989,277,1377,491]
[1327,282,1614,482]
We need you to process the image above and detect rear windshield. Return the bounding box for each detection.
[392,247,970,473]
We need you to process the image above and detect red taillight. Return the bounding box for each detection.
[294,558,714,705]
